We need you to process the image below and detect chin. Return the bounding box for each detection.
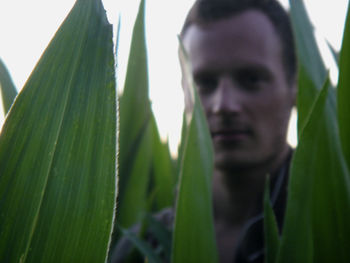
[214,153,257,172]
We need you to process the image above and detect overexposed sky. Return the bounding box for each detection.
[0,0,348,153]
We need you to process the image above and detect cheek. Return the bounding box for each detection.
[253,93,292,137]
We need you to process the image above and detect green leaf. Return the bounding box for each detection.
[117,120,153,228]
[326,40,339,66]
[289,0,336,134]
[151,116,175,210]
[0,58,17,115]
[263,177,280,263]
[118,0,150,172]
[277,78,350,262]
[117,0,153,227]
[146,213,173,259]
[0,0,117,262]
[119,227,162,263]
[338,3,350,169]
[171,42,218,263]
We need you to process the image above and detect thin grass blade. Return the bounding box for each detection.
[0,0,117,262]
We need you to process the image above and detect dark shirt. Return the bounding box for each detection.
[111,150,292,263]
[234,150,292,262]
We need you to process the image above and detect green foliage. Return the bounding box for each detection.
[338,3,350,169]
[0,59,17,115]
[0,0,116,262]
[1,0,350,262]
[171,44,218,263]
[264,1,350,262]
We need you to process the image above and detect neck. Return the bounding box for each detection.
[212,145,291,226]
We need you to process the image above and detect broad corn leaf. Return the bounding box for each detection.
[172,44,218,263]
[338,3,350,169]
[0,0,117,262]
[0,58,17,115]
[277,79,350,262]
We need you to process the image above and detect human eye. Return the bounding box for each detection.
[236,69,268,91]
[194,74,217,94]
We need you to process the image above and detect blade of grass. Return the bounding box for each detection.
[337,2,350,169]
[171,41,218,263]
[0,58,17,115]
[0,0,117,262]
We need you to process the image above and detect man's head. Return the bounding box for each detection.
[180,0,297,172]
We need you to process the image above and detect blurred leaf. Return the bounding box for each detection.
[117,0,152,227]
[120,227,162,263]
[289,0,336,134]
[338,3,350,169]
[151,116,175,210]
[171,43,218,263]
[326,40,339,66]
[119,0,150,171]
[117,121,153,228]
[263,177,280,263]
[0,58,17,115]
[0,0,117,262]
[277,78,350,262]
[146,213,173,260]
[176,111,187,176]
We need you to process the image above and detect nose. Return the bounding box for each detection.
[212,76,242,115]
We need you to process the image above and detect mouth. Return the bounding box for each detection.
[211,130,251,143]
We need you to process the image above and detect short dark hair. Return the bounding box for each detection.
[180,0,297,85]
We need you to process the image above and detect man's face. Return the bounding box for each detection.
[182,10,296,171]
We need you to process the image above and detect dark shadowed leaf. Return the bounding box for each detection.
[120,227,162,263]
[337,3,350,169]
[0,0,117,262]
[0,59,17,115]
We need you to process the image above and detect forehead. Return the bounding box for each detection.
[182,10,283,74]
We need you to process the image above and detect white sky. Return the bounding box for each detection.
[0,0,348,154]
